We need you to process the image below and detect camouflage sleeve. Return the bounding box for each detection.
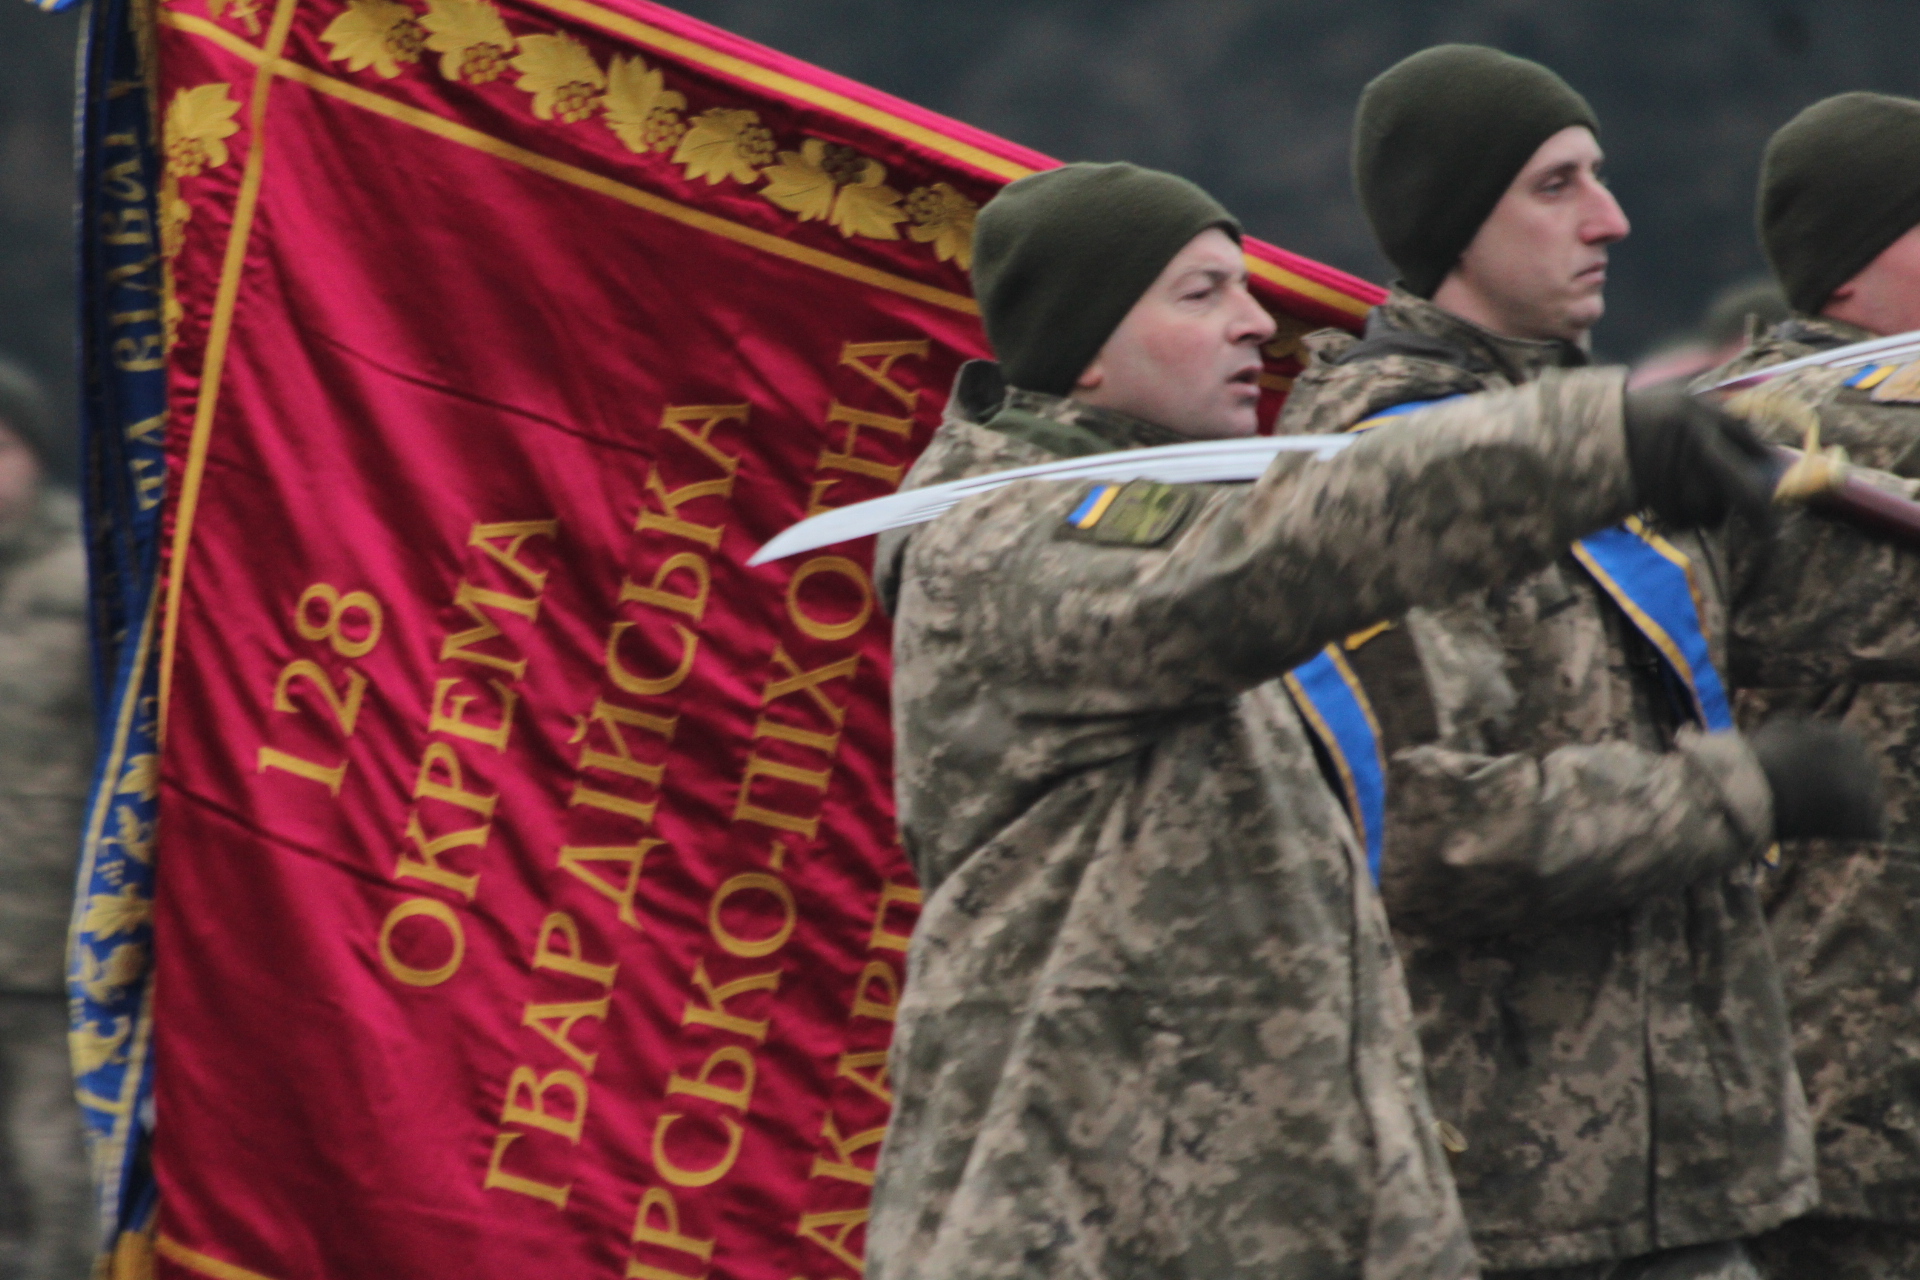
[1738,366,1920,478]
[903,368,1635,715]
[1379,729,1773,940]
[1726,467,1920,688]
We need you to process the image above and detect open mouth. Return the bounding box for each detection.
[1229,367,1263,389]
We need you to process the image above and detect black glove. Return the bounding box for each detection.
[1750,717,1885,842]
[1622,387,1779,530]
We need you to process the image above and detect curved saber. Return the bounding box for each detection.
[754,326,1920,567]
[1705,326,1920,392]
[748,434,1355,565]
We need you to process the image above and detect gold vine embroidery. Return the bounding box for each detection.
[314,0,979,263]
[160,82,243,346]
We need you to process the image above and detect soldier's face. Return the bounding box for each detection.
[1434,126,1629,343]
[1822,222,1920,337]
[1073,228,1278,439]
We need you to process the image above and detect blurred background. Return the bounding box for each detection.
[8,0,1920,466]
[2,0,82,485]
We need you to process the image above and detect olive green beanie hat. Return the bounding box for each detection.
[971,162,1240,397]
[1759,93,1920,315]
[1354,45,1599,298]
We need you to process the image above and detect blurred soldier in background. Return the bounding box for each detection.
[1281,45,1910,1280]
[0,355,94,1280]
[1706,92,1920,1280]
[1629,276,1789,389]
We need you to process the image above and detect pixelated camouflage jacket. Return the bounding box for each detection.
[866,359,1645,1280]
[1277,288,1909,1268]
[1703,316,1920,1224]
[0,490,93,995]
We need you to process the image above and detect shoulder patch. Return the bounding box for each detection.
[1063,479,1196,547]
[1870,359,1920,403]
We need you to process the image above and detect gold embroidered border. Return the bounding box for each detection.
[518,0,1030,180]
[514,0,1373,318]
[68,594,160,1169]
[160,11,981,317]
[157,1234,286,1280]
[168,5,1367,322]
[158,0,303,736]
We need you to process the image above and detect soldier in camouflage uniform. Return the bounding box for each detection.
[0,358,95,1280]
[868,161,1791,1280]
[1704,94,1920,1280]
[1280,47,1905,1280]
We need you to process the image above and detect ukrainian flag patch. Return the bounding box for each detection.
[1069,483,1122,529]
[1063,479,1195,546]
[1841,359,1920,400]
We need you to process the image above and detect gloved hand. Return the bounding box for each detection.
[1622,387,1778,530]
[1750,717,1885,842]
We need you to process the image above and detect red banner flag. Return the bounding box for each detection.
[143,0,1382,1275]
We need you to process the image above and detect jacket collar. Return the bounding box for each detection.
[1366,286,1589,384]
[1768,314,1875,351]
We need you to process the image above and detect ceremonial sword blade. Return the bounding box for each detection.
[1704,326,1920,392]
[747,434,1356,565]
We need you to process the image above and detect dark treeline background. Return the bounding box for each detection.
[6,0,1920,474]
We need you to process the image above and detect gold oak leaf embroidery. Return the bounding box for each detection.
[906,182,979,268]
[162,84,240,180]
[79,944,150,1002]
[82,886,153,941]
[108,804,156,865]
[764,140,906,240]
[116,752,160,801]
[760,137,838,221]
[203,0,263,37]
[510,32,606,123]
[420,0,515,83]
[321,0,427,79]
[831,155,907,240]
[70,1020,131,1074]
[160,83,239,328]
[601,53,687,155]
[217,0,265,36]
[673,107,774,185]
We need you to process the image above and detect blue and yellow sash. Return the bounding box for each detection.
[1283,645,1389,883]
[1569,518,1733,731]
[1284,396,1734,882]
